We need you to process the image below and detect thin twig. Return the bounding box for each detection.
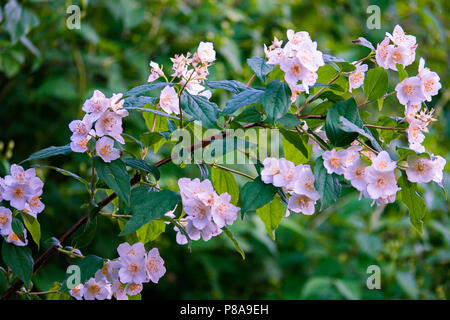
[357,91,396,108]
[246,74,256,87]
[206,162,255,180]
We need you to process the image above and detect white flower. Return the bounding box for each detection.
[431,155,446,184]
[395,76,425,106]
[94,260,120,283]
[271,158,296,188]
[0,207,12,236]
[2,182,34,211]
[117,242,146,260]
[322,149,348,175]
[95,110,125,144]
[82,90,110,122]
[405,155,435,183]
[287,193,317,215]
[109,93,129,118]
[145,248,166,284]
[96,137,120,163]
[343,145,362,167]
[159,86,180,115]
[385,45,411,70]
[184,198,211,230]
[348,63,368,92]
[261,157,280,184]
[404,104,421,122]
[125,282,143,297]
[366,167,400,199]
[147,61,165,83]
[70,135,92,153]
[371,151,396,172]
[375,36,392,69]
[69,284,84,300]
[344,158,369,192]
[197,41,216,63]
[417,58,441,102]
[69,115,93,140]
[211,193,239,228]
[6,230,28,246]
[291,165,320,199]
[83,278,112,300]
[118,255,147,284]
[109,280,127,300]
[387,25,417,49]
[280,57,308,87]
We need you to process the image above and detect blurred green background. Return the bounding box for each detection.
[0,0,449,299]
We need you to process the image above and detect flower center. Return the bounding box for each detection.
[99,145,112,157]
[403,84,415,96]
[424,80,434,93]
[13,187,25,199]
[330,157,340,168]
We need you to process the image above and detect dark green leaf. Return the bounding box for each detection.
[206,80,247,93]
[2,242,34,285]
[398,173,427,234]
[22,145,72,163]
[120,187,180,235]
[223,88,264,115]
[313,156,341,210]
[123,158,160,180]
[125,82,170,96]
[240,176,278,215]
[222,226,245,260]
[94,157,131,207]
[279,128,309,158]
[364,67,388,101]
[180,92,219,129]
[325,98,363,147]
[262,80,291,125]
[247,56,274,82]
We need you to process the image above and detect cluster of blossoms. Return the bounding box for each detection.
[264,29,325,101]
[323,147,401,205]
[375,25,417,71]
[0,164,45,246]
[69,242,165,300]
[147,41,216,115]
[167,178,239,245]
[261,158,320,215]
[372,25,441,154]
[322,145,445,205]
[348,62,368,93]
[69,90,129,162]
[395,59,441,153]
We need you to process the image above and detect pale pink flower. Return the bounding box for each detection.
[348,63,368,92]
[292,165,320,199]
[366,167,400,199]
[375,36,392,69]
[6,230,28,246]
[159,86,180,115]
[431,155,446,184]
[405,155,435,183]
[0,206,12,236]
[272,158,296,188]
[111,280,128,300]
[211,193,239,228]
[395,76,425,106]
[82,90,110,121]
[197,41,216,63]
[261,157,280,184]
[343,159,368,192]
[322,149,348,175]
[70,135,92,153]
[417,58,441,102]
[371,151,396,172]
[287,193,317,215]
[69,284,84,300]
[96,137,120,163]
[145,248,166,284]
[83,278,112,300]
[95,110,125,144]
[147,61,165,83]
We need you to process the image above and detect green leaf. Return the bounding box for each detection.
[232,106,263,124]
[364,67,388,101]
[11,217,25,238]
[337,116,382,151]
[325,98,363,147]
[94,157,131,207]
[123,158,160,180]
[247,56,274,82]
[277,113,301,127]
[211,167,240,205]
[398,173,427,234]
[123,96,156,108]
[396,272,419,299]
[180,92,219,129]
[2,241,34,285]
[120,187,181,235]
[257,197,286,240]
[262,80,291,125]
[282,136,310,165]
[205,80,246,93]
[128,293,142,300]
[125,82,169,96]
[31,164,89,191]
[396,64,408,81]
[136,220,166,243]
[222,226,245,260]
[240,176,278,215]
[22,145,72,163]
[313,156,341,210]
[61,255,104,291]
[21,213,41,249]
[279,128,309,158]
[222,88,264,115]
[335,61,356,72]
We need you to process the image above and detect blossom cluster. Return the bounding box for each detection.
[169,178,239,245]
[396,59,441,153]
[148,41,216,115]
[376,25,417,71]
[0,164,45,246]
[261,158,320,215]
[69,242,165,300]
[264,29,325,101]
[69,90,129,162]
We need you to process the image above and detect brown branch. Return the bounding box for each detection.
[357,91,396,108]
[1,121,262,300]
